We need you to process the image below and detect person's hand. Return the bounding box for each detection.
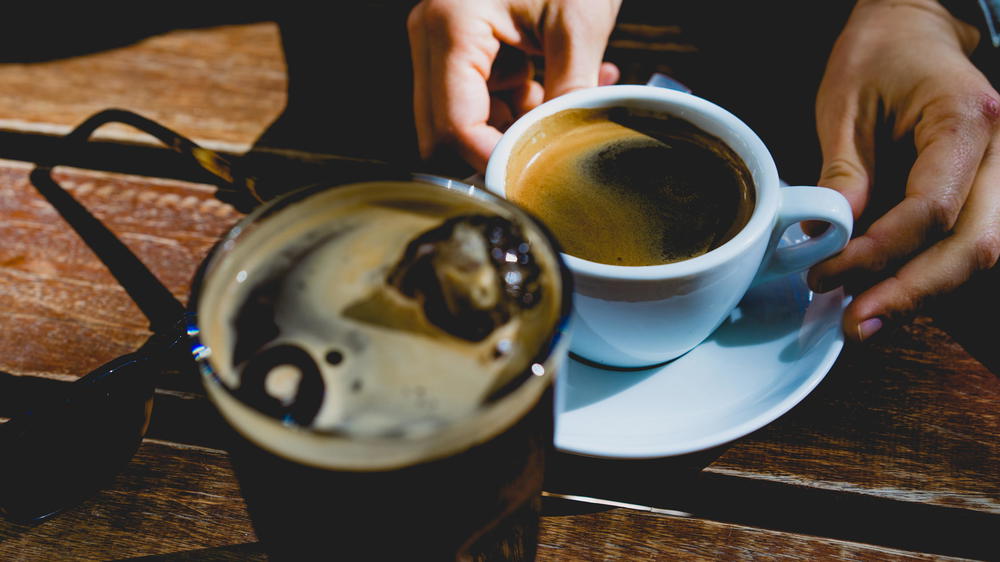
[808,0,1000,342]
[407,0,621,172]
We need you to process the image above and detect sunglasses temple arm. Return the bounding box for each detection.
[25,108,250,335]
[65,109,265,206]
[28,165,185,335]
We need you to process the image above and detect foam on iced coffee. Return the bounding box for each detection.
[197,181,562,462]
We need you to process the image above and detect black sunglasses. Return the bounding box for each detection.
[0,109,404,523]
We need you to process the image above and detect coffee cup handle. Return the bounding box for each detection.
[753,186,853,286]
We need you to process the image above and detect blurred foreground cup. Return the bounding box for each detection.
[191,176,571,560]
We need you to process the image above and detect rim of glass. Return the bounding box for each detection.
[187,173,573,438]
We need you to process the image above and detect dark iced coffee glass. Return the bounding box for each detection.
[190,177,570,560]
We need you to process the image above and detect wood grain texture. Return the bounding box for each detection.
[0,160,240,378]
[1,16,998,561]
[710,321,1000,515]
[0,23,286,152]
[3,157,997,559]
[0,438,964,561]
[0,440,258,561]
[537,503,968,562]
[0,156,1000,556]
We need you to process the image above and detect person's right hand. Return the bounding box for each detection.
[407,0,621,173]
[808,0,1000,342]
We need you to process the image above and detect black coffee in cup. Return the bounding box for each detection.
[506,106,755,266]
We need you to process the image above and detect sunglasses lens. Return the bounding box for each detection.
[0,354,155,523]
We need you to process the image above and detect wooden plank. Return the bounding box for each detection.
[0,438,966,561]
[547,454,998,560]
[2,159,998,522]
[0,160,240,378]
[0,23,286,153]
[3,11,993,561]
[0,440,259,561]
[6,377,985,557]
[544,314,1000,558]
[709,319,1000,515]
[538,501,967,561]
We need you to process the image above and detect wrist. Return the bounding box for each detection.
[939,0,1000,47]
[856,0,948,10]
[852,0,980,51]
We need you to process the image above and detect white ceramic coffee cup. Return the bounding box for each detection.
[484,85,852,368]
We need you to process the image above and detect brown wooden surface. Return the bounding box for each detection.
[0,23,286,152]
[1,17,998,562]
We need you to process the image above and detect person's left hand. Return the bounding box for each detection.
[407,0,621,173]
[808,0,1000,342]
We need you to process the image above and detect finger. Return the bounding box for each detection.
[540,5,617,100]
[424,8,504,171]
[407,3,435,159]
[803,89,875,241]
[805,87,876,290]
[487,46,541,126]
[487,97,515,131]
[810,94,995,293]
[598,61,620,86]
[487,45,534,92]
[843,140,1000,342]
[815,86,877,222]
[495,79,545,121]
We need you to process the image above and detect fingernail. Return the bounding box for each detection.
[857,317,884,341]
[810,276,830,293]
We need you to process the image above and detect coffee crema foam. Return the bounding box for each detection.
[507,106,755,266]
[198,182,562,460]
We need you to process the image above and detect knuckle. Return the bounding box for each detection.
[974,92,1000,130]
[914,192,961,233]
[553,80,590,96]
[426,119,460,149]
[452,127,481,149]
[550,1,615,38]
[406,5,424,34]
[855,233,891,272]
[430,124,470,154]
[882,276,924,317]
[821,157,868,186]
[434,126,460,149]
[927,91,1000,135]
[411,0,451,32]
[969,230,1000,271]
[868,247,892,273]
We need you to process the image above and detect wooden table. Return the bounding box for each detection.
[1,17,998,562]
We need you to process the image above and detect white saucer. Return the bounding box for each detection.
[554,229,847,459]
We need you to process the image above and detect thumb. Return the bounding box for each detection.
[804,92,875,292]
[541,6,617,100]
[815,98,875,225]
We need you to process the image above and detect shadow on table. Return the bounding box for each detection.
[543,440,1000,561]
[543,444,730,516]
[0,4,426,210]
[125,543,267,561]
[928,264,1000,376]
[0,9,272,63]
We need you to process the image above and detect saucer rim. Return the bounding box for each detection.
[552,275,846,459]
